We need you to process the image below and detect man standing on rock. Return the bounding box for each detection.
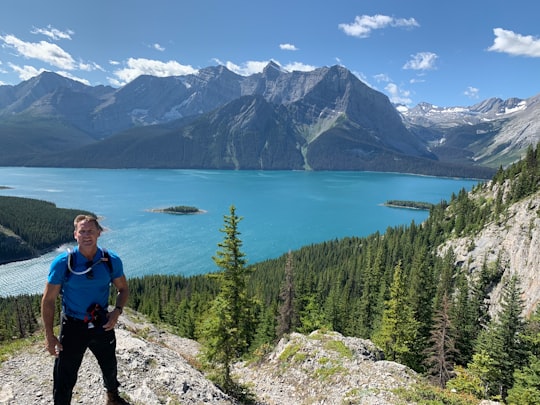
[41,214,130,405]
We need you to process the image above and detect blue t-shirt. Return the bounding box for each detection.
[48,246,124,320]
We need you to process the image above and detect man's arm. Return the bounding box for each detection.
[103,275,129,331]
[41,283,62,356]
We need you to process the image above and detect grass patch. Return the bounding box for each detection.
[323,339,353,359]
[394,382,481,405]
[0,333,43,363]
[314,364,347,380]
[278,342,302,362]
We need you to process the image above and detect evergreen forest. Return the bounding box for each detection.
[1,145,540,403]
[0,196,94,263]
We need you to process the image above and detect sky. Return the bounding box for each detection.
[1,0,539,107]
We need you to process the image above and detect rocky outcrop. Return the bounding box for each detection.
[439,188,540,316]
[0,312,420,405]
[0,312,234,405]
[234,330,418,405]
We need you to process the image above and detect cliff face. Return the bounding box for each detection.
[439,187,540,316]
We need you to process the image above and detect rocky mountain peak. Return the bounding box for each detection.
[1,64,536,175]
[262,60,284,78]
[470,97,527,115]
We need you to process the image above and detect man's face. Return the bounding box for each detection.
[74,220,101,248]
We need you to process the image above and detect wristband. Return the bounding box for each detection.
[115,306,123,314]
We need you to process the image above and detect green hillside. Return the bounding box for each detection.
[0,196,94,263]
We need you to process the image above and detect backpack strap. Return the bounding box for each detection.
[101,248,114,274]
[66,247,114,279]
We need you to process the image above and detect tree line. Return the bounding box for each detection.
[1,144,539,403]
[0,196,93,263]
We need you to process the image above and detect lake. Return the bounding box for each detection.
[0,167,481,296]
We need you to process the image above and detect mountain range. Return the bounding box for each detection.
[0,63,538,178]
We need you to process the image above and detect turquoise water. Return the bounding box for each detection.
[0,168,480,296]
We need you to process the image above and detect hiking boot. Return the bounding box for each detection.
[106,391,129,405]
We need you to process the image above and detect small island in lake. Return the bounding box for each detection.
[151,205,204,215]
[383,200,434,210]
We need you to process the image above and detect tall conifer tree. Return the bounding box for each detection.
[407,245,435,371]
[425,292,456,387]
[200,205,253,391]
[277,250,295,338]
[372,260,419,366]
[472,275,527,400]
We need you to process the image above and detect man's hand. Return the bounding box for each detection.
[45,335,62,357]
[103,308,121,331]
[41,283,62,357]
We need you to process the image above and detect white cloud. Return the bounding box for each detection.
[152,43,165,52]
[1,34,76,70]
[488,28,540,57]
[106,77,124,88]
[7,62,90,85]
[338,14,419,38]
[31,25,74,41]
[403,52,438,70]
[385,82,412,105]
[374,73,391,83]
[353,71,372,88]
[283,61,316,72]
[8,63,46,81]
[55,71,91,85]
[79,60,104,72]
[221,60,269,76]
[464,86,480,99]
[280,43,298,51]
[373,74,412,105]
[112,57,198,85]
[215,59,315,76]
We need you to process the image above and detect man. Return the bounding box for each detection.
[41,214,130,405]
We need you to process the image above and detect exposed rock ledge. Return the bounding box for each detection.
[438,189,540,317]
[233,330,418,404]
[0,311,421,405]
[0,311,230,405]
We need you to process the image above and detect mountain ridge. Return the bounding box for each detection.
[0,64,538,177]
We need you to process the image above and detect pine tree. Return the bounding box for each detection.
[510,307,540,401]
[298,294,330,333]
[200,205,254,391]
[507,356,540,405]
[276,250,295,339]
[433,249,456,310]
[472,275,528,400]
[372,260,419,366]
[452,261,495,367]
[451,272,476,366]
[424,291,456,387]
[358,241,384,336]
[407,245,435,371]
